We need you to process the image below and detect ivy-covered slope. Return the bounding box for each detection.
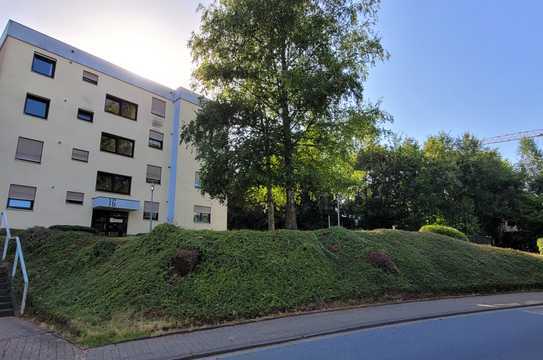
[17,225,543,346]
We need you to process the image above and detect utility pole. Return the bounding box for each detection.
[336,194,341,227]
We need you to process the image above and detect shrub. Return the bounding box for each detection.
[92,240,118,258]
[0,228,24,236]
[537,238,543,255]
[419,224,468,241]
[367,250,399,273]
[49,225,97,234]
[19,227,54,250]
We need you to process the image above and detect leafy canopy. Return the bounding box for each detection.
[186,0,388,229]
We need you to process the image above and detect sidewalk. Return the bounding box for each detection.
[3,292,543,360]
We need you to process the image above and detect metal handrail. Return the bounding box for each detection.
[1,211,11,261]
[1,211,29,315]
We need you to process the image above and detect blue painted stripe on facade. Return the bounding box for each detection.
[167,99,182,223]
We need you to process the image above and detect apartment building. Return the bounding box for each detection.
[0,20,227,235]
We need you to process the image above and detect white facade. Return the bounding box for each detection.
[0,21,227,234]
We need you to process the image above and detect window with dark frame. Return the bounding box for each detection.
[143,201,159,220]
[82,70,99,85]
[146,165,162,184]
[104,94,138,120]
[100,133,135,158]
[193,205,211,224]
[149,130,163,150]
[77,108,94,122]
[7,184,37,210]
[24,94,50,119]
[95,171,132,195]
[15,137,44,163]
[31,53,56,78]
[66,191,84,205]
[71,148,89,162]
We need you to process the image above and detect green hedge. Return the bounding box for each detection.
[419,224,468,241]
[49,225,97,234]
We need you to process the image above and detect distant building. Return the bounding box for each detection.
[0,21,227,235]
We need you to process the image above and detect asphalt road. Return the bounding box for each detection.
[209,306,543,360]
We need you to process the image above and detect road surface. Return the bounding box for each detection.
[210,306,543,360]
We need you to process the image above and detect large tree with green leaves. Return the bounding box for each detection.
[183,99,281,230]
[354,133,524,237]
[518,138,543,193]
[187,0,388,229]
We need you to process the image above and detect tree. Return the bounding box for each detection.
[515,139,543,250]
[188,0,388,229]
[352,133,524,238]
[518,138,543,193]
[355,138,431,230]
[183,99,281,230]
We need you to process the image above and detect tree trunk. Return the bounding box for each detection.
[282,109,298,230]
[266,183,275,231]
[280,44,298,230]
[285,188,297,229]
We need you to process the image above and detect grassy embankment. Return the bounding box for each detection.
[15,224,543,346]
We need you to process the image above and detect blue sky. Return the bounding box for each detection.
[367,0,543,161]
[2,0,542,161]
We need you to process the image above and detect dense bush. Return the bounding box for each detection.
[19,227,54,251]
[419,224,468,241]
[537,238,543,255]
[0,228,24,237]
[49,225,97,234]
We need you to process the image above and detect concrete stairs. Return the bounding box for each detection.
[0,264,13,317]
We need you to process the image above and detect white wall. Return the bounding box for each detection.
[0,37,227,233]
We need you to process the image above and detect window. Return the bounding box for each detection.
[7,184,36,210]
[31,53,56,78]
[146,165,162,184]
[193,205,211,224]
[96,171,131,195]
[151,97,166,118]
[77,108,94,122]
[100,133,135,158]
[143,201,159,220]
[72,148,89,162]
[24,94,50,119]
[66,191,84,205]
[149,130,163,150]
[194,171,201,188]
[104,94,138,120]
[15,137,43,163]
[82,70,98,85]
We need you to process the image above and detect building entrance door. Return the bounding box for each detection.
[91,210,128,236]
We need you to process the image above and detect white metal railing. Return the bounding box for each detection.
[1,211,29,315]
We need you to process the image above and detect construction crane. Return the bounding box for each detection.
[482,129,543,145]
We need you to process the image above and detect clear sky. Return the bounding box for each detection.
[2,0,542,161]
